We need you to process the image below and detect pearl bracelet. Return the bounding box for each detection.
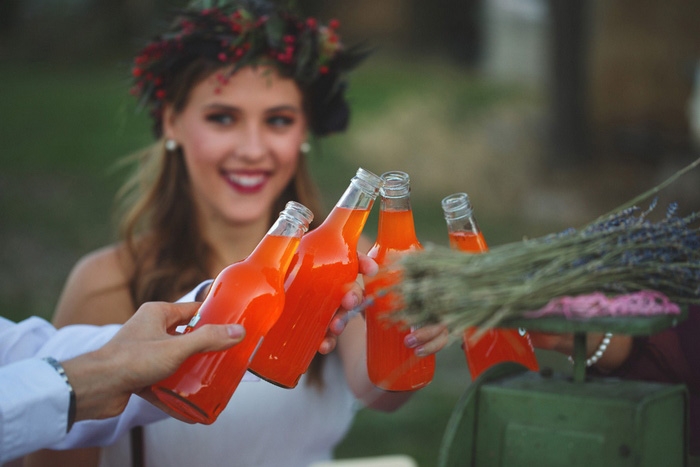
[568,332,613,367]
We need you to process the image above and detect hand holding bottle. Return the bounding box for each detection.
[65,301,246,425]
[188,257,375,357]
[321,253,379,354]
[401,323,449,358]
[151,201,313,423]
[250,168,384,388]
[326,252,448,362]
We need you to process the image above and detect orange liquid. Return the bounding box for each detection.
[448,230,489,253]
[249,207,370,388]
[449,231,539,380]
[151,235,299,424]
[365,210,434,391]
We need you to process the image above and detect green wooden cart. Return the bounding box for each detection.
[439,310,690,466]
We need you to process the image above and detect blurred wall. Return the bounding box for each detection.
[589,0,700,162]
[482,0,549,88]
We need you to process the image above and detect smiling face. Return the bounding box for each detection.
[163,66,306,229]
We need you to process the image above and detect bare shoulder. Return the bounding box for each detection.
[52,244,136,328]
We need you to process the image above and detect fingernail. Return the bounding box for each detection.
[366,263,379,277]
[227,324,244,339]
[332,319,346,333]
[350,294,360,308]
[415,346,426,357]
[405,335,418,348]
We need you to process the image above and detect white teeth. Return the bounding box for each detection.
[227,173,266,187]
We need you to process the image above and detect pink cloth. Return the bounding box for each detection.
[525,290,681,319]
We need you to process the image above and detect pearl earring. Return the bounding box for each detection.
[165,139,179,152]
[300,141,311,154]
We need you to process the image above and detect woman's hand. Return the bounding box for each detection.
[529,330,633,373]
[319,253,448,358]
[318,254,378,354]
[528,331,573,353]
[403,322,449,357]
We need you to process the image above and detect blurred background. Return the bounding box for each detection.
[1,0,699,465]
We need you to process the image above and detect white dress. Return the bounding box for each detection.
[99,352,358,467]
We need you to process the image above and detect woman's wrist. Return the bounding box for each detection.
[590,334,634,373]
[568,332,613,367]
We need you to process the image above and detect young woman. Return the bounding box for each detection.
[26,2,448,466]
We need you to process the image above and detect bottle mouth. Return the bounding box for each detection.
[441,192,473,219]
[282,201,314,229]
[380,171,410,198]
[354,167,383,195]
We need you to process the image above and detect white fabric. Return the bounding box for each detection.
[0,316,128,463]
[99,352,358,467]
[0,280,227,463]
[176,279,213,303]
[0,355,69,463]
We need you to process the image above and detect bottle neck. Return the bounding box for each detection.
[442,192,483,241]
[323,205,371,251]
[336,175,380,211]
[444,214,488,253]
[246,214,308,269]
[381,192,412,212]
[266,212,309,239]
[376,195,419,247]
[320,175,380,249]
[246,233,301,272]
[444,214,481,236]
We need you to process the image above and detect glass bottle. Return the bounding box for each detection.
[365,171,434,391]
[249,168,382,388]
[150,201,314,424]
[442,192,539,380]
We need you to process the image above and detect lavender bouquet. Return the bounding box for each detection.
[393,159,700,335]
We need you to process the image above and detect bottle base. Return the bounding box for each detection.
[151,386,216,424]
[372,380,432,392]
[247,368,300,389]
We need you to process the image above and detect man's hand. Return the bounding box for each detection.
[62,301,245,423]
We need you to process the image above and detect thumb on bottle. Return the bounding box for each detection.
[177,323,246,355]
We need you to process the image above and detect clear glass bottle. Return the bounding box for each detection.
[151,201,314,424]
[365,171,434,391]
[250,168,383,388]
[442,192,539,380]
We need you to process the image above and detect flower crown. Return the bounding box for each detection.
[131,0,369,137]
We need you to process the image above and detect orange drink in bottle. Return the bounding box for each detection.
[249,168,383,388]
[365,171,434,391]
[442,192,539,380]
[150,201,313,424]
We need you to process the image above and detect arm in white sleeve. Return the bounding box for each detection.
[0,357,71,463]
[0,280,219,460]
[47,280,219,450]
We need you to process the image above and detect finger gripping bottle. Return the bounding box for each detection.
[250,168,382,388]
[365,171,435,391]
[150,201,314,424]
[442,192,539,380]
